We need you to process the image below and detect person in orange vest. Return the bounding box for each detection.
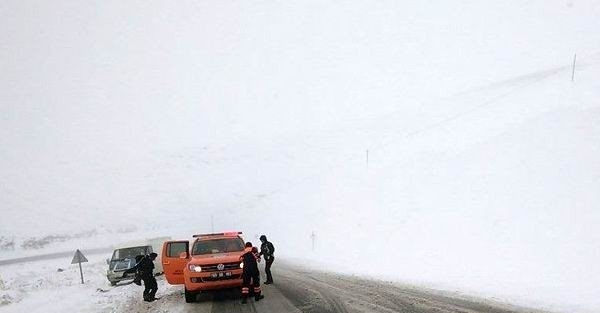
[240,242,264,304]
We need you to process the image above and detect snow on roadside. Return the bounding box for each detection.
[0,253,155,313]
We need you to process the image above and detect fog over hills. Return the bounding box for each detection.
[1,1,599,312]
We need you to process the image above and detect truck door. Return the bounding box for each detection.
[161,240,189,285]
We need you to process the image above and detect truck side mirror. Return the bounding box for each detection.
[106,258,110,265]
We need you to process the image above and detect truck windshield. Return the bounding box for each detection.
[191,238,244,255]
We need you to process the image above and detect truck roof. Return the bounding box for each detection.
[192,232,242,239]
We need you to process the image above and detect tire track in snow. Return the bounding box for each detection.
[273,263,550,313]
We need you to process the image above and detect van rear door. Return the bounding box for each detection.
[161,240,189,285]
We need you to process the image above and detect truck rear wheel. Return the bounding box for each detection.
[184,288,196,303]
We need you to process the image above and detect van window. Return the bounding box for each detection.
[112,259,134,271]
[111,246,150,260]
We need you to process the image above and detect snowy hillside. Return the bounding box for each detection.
[1,0,600,312]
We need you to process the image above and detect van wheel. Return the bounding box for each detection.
[184,288,195,303]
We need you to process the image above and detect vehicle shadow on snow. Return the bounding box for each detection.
[159,286,242,303]
[192,288,242,302]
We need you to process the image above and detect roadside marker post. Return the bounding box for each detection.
[572,53,577,82]
[71,249,88,284]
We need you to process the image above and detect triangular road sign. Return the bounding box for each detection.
[71,249,88,264]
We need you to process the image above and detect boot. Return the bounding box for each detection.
[255,294,264,301]
[241,297,248,304]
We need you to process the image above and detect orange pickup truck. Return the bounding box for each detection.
[161,232,246,303]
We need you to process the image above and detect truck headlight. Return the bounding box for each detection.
[240,262,244,269]
[188,265,202,272]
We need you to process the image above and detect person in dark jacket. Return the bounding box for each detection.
[131,254,145,286]
[240,242,263,304]
[259,235,275,284]
[123,252,158,302]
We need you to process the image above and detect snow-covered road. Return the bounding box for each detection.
[0,253,550,313]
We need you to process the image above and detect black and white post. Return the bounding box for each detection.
[572,53,577,82]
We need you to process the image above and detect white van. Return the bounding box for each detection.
[106,237,170,286]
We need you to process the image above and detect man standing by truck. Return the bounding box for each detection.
[240,242,264,304]
[259,235,275,284]
[123,253,158,302]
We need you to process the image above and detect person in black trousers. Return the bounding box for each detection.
[123,252,158,302]
[259,235,275,284]
[240,242,264,304]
